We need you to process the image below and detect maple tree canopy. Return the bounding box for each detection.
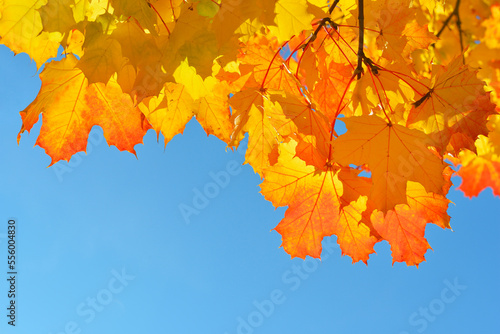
[1,0,499,266]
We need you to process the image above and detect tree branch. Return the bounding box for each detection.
[329,0,341,15]
[436,0,464,55]
[354,0,364,79]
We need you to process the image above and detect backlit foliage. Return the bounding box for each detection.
[1,0,499,265]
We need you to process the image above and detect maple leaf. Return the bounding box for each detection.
[457,121,500,197]
[370,180,451,266]
[371,204,430,266]
[267,92,331,168]
[77,34,123,84]
[271,0,315,42]
[333,115,446,212]
[0,0,61,66]
[111,21,161,70]
[458,155,500,197]
[195,80,234,143]
[110,0,157,35]
[363,0,437,62]
[238,34,300,93]
[229,87,281,171]
[38,0,76,35]
[211,0,277,47]
[407,56,497,155]
[311,61,353,121]
[3,0,500,266]
[139,82,195,146]
[18,55,150,165]
[261,140,378,263]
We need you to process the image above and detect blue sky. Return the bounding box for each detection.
[0,45,499,334]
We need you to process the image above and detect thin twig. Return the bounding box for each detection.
[329,0,341,15]
[354,0,364,79]
[435,0,464,60]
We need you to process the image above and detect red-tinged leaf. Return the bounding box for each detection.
[261,141,377,263]
[407,56,497,155]
[18,55,150,165]
[268,92,331,168]
[406,181,451,229]
[312,61,353,122]
[239,35,301,93]
[458,155,500,197]
[371,205,431,266]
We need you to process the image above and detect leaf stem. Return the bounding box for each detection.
[260,41,289,90]
[325,28,355,70]
[327,73,356,163]
[149,2,171,35]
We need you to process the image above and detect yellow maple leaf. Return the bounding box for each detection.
[139,82,195,146]
[229,87,280,171]
[38,0,76,34]
[77,32,123,84]
[195,81,234,144]
[270,0,314,42]
[110,0,157,34]
[0,0,61,66]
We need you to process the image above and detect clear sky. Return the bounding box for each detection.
[0,45,499,334]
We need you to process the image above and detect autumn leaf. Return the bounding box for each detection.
[267,92,331,168]
[0,0,61,66]
[407,56,497,155]
[18,55,150,165]
[110,0,157,35]
[77,34,123,84]
[261,140,377,263]
[333,115,446,212]
[195,80,234,143]
[38,0,76,35]
[3,0,500,266]
[139,82,195,145]
[111,21,161,70]
[458,155,500,197]
[271,0,315,42]
[229,87,281,171]
[371,204,431,266]
[238,34,300,93]
[457,121,500,197]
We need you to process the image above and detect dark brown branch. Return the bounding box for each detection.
[435,0,464,55]
[329,0,341,15]
[354,0,364,79]
[302,17,338,50]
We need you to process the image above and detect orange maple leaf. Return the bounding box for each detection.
[3,0,500,266]
[261,141,378,263]
[407,56,497,155]
[333,115,446,211]
[18,55,150,165]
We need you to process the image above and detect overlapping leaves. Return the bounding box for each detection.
[2,0,499,266]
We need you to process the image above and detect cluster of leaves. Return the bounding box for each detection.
[1,0,499,265]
